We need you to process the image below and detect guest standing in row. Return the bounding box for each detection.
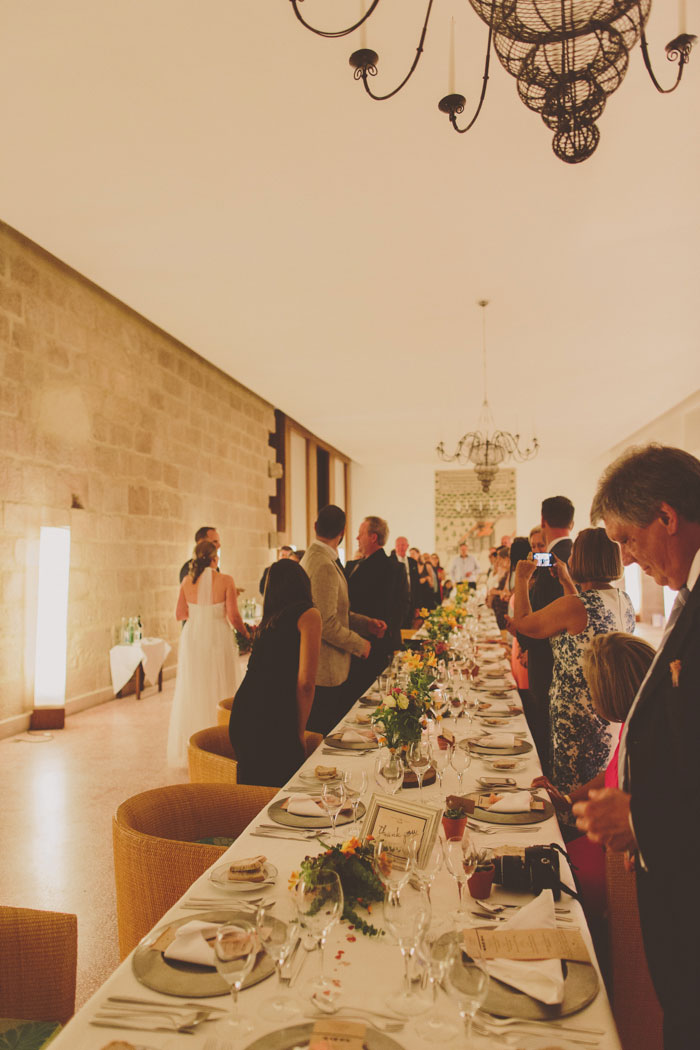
[230,560,321,786]
[179,525,220,583]
[450,541,480,589]
[390,536,421,627]
[167,539,246,767]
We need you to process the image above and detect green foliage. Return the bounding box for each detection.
[298,838,385,937]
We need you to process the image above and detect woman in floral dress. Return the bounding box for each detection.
[510,528,635,801]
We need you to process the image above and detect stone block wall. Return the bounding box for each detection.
[0,222,276,729]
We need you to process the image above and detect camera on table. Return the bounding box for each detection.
[493,845,567,900]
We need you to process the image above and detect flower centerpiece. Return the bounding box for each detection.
[372,650,436,751]
[293,837,384,936]
[416,602,470,642]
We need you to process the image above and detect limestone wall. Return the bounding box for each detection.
[0,222,276,730]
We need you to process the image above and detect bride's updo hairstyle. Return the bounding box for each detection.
[189,539,218,584]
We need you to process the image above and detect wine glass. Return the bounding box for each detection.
[375,750,404,795]
[383,884,432,1015]
[431,741,452,791]
[213,921,259,1037]
[255,908,301,1021]
[410,835,443,903]
[446,951,490,1042]
[450,740,472,791]
[443,831,478,913]
[295,871,344,1001]
[320,781,346,842]
[415,922,460,1040]
[343,768,368,832]
[407,739,432,798]
[373,838,413,903]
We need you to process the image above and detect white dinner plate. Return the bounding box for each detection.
[209,860,278,892]
[482,757,527,773]
[298,769,342,785]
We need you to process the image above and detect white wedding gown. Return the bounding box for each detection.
[166,567,242,767]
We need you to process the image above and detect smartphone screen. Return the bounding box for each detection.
[534,552,553,567]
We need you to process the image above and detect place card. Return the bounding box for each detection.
[445,793,476,814]
[310,1018,366,1049]
[463,927,590,962]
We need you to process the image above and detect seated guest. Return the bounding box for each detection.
[511,528,635,811]
[230,560,321,786]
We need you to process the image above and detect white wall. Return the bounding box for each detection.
[351,461,436,555]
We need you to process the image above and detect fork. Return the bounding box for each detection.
[473,1019,598,1046]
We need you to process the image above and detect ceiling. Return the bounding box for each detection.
[1,1,698,467]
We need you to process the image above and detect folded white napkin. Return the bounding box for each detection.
[478,733,516,748]
[484,890,564,1004]
[286,793,326,817]
[488,791,533,813]
[340,728,374,743]
[163,920,220,967]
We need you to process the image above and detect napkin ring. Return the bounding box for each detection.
[669,659,682,688]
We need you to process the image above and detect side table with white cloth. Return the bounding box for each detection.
[108,637,172,699]
[54,610,622,1050]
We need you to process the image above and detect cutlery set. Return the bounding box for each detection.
[91,997,224,1033]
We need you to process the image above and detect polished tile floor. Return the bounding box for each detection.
[1,679,186,1007]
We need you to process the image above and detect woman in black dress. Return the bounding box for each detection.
[229,560,321,786]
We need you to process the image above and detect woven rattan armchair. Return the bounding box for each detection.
[0,906,77,1025]
[303,730,323,757]
[112,782,277,959]
[216,695,234,726]
[188,725,238,784]
[605,851,663,1050]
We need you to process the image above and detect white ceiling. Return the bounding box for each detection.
[1,1,698,466]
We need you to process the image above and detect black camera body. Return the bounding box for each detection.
[493,845,564,900]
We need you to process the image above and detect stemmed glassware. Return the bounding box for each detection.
[320,781,347,841]
[295,871,344,1002]
[444,831,478,913]
[343,768,367,832]
[450,739,472,791]
[255,907,301,1021]
[407,739,432,798]
[213,921,259,1037]
[375,750,404,795]
[383,884,432,1015]
[446,951,490,1043]
[432,741,452,791]
[415,921,460,1040]
[372,838,413,904]
[410,835,443,903]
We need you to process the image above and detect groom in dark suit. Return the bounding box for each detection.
[516,495,574,775]
[574,445,700,1050]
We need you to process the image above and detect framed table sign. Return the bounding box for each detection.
[359,792,442,867]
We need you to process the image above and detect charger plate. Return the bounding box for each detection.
[267,796,365,829]
[325,732,379,751]
[464,738,533,757]
[133,910,278,996]
[242,1022,404,1050]
[463,790,554,826]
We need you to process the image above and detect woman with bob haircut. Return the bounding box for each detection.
[229,559,321,786]
[510,528,636,810]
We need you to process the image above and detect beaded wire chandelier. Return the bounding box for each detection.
[436,300,538,493]
[289,1,695,163]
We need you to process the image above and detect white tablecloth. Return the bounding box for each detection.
[56,612,621,1050]
[108,637,172,694]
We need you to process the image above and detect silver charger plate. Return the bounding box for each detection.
[132,909,279,997]
[325,733,379,751]
[482,959,599,1019]
[463,789,554,825]
[267,796,366,829]
[465,738,533,757]
[359,694,380,707]
[242,1021,404,1050]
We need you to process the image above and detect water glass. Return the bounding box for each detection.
[444,831,478,912]
[450,740,471,790]
[375,750,404,795]
[213,921,259,1037]
[411,835,443,902]
[373,838,413,901]
[407,739,432,798]
[415,922,460,1040]
[295,871,344,1001]
[320,781,346,841]
[343,768,368,831]
[255,908,301,1021]
[446,952,490,1041]
[383,884,432,1015]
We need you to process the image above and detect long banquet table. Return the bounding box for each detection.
[51,621,623,1050]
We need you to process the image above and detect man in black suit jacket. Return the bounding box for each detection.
[390,535,421,627]
[517,495,574,776]
[179,525,220,582]
[345,515,408,700]
[574,445,700,1050]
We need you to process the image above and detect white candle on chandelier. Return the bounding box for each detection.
[679,0,687,34]
[448,16,456,93]
[360,0,367,48]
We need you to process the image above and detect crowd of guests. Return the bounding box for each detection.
[171,442,700,1050]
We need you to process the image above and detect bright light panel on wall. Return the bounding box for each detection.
[34,526,71,707]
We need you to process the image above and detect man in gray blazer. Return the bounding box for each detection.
[301,505,386,734]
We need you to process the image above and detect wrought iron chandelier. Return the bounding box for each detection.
[436,300,538,493]
[288,1,695,163]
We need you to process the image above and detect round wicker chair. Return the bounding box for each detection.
[188,725,238,784]
[0,906,77,1025]
[112,782,277,959]
[303,730,323,757]
[216,695,234,726]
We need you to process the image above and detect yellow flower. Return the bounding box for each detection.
[426,652,438,667]
[419,608,430,618]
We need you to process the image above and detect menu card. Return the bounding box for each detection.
[463,927,590,962]
[310,1018,367,1049]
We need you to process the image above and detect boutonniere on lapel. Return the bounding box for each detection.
[669,659,682,688]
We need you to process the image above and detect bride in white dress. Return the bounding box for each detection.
[167,539,248,767]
